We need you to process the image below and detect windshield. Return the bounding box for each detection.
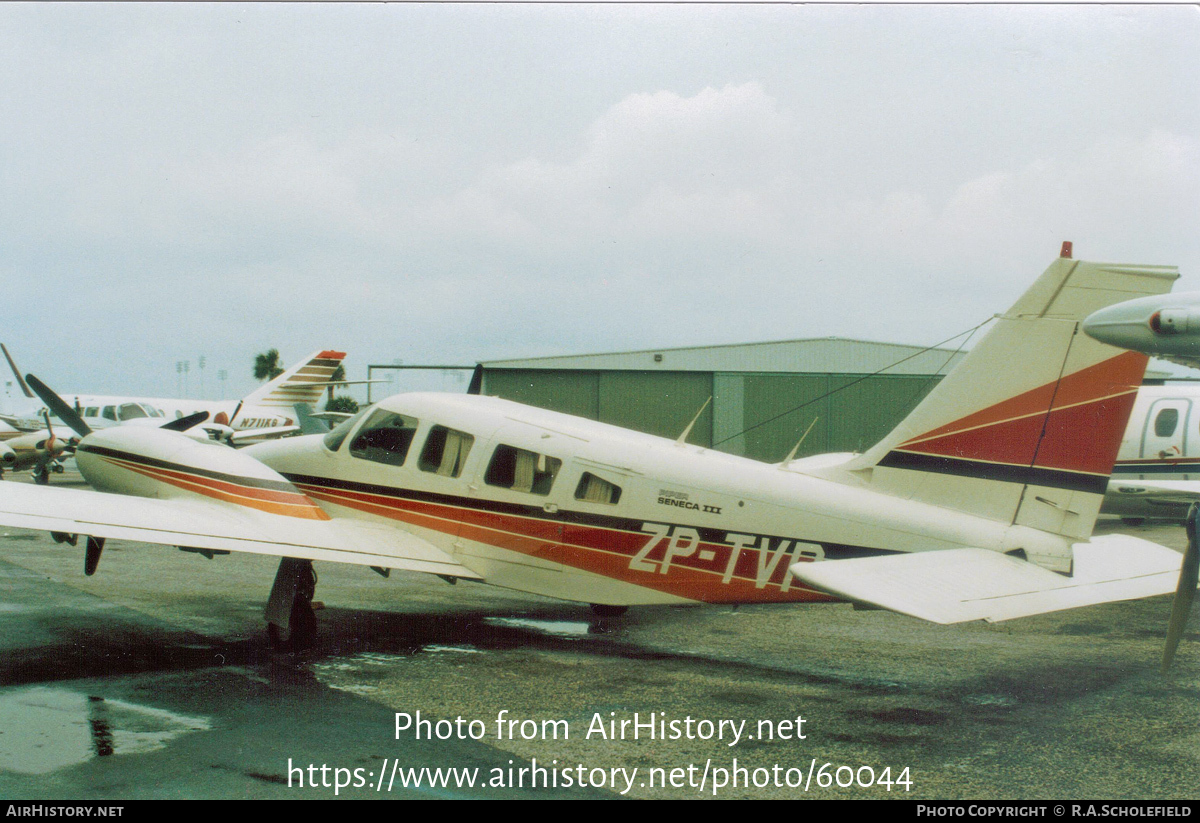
[322,406,371,452]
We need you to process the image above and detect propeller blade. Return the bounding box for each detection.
[2,345,34,398]
[1162,502,1200,673]
[161,411,210,432]
[467,364,483,395]
[25,374,91,438]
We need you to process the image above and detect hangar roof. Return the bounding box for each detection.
[481,336,969,376]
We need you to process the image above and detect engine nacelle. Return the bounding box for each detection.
[0,443,15,466]
[1149,308,1199,335]
[74,427,329,520]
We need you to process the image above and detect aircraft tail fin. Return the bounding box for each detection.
[846,250,1178,546]
[235,350,346,423]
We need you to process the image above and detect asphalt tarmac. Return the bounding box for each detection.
[0,472,1196,800]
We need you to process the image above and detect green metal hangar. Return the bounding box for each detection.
[476,337,967,464]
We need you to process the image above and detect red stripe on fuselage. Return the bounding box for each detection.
[100,456,331,520]
[898,351,1146,477]
[294,482,835,604]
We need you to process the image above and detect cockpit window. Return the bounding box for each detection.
[485,444,561,495]
[322,407,370,452]
[102,406,116,421]
[419,426,475,478]
[349,409,419,467]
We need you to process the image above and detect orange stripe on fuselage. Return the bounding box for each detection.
[100,457,331,520]
[295,482,836,604]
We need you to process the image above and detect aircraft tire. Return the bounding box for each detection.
[267,601,318,651]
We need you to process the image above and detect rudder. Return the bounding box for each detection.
[846,251,1178,556]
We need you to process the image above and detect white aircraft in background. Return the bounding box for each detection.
[0,348,345,480]
[1083,292,1200,520]
[0,250,1196,672]
[0,414,70,482]
[1084,290,1200,369]
[61,349,347,442]
[1,348,347,445]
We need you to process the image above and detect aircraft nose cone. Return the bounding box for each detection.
[1083,300,1154,349]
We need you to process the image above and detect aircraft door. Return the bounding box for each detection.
[1140,398,1191,470]
[461,440,564,576]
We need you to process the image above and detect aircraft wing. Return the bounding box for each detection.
[0,482,479,579]
[0,413,45,432]
[789,535,1185,624]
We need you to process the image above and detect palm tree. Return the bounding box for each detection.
[328,363,346,405]
[253,349,284,381]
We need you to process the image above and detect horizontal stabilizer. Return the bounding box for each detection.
[790,535,1185,624]
[229,425,300,444]
[0,482,480,579]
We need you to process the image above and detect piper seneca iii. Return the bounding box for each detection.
[0,246,1195,671]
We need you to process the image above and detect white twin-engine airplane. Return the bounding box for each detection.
[0,252,1196,670]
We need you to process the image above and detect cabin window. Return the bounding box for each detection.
[322,407,370,452]
[1154,408,1180,438]
[349,409,419,467]
[575,472,622,505]
[485,444,561,495]
[84,407,98,417]
[419,426,475,478]
[102,406,116,421]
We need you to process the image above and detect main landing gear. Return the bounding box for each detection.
[265,557,318,651]
[33,460,64,485]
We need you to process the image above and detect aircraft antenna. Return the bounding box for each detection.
[675,396,712,446]
[779,417,819,467]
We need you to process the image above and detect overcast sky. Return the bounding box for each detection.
[2,3,1197,403]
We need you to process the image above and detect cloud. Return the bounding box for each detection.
[800,130,1200,267]
[427,82,797,248]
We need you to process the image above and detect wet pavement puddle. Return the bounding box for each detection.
[483,617,602,637]
[0,687,210,774]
